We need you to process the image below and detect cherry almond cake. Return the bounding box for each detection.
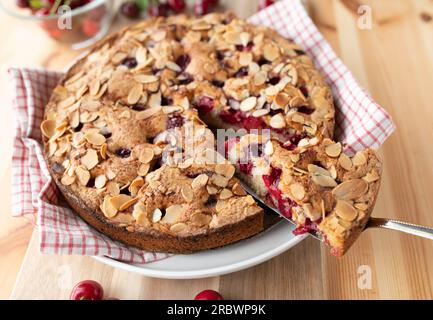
[41,12,382,256]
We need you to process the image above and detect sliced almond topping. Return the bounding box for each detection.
[161,204,183,224]
[152,208,163,223]
[215,163,235,179]
[252,109,269,117]
[119,197,139,211]
[191,21,212,31]
[275,92,290,108]
[220,188,233,200]
[191,213,212,226]
[265,85,280,96]
[106,181,120,195]
[355,202,368,211]
[129,177,144,195]
[263,44,280,61]
[178,158,194,169]
[308,164,331,177]
[89,79,100,96]
[352,151,367,166]
[166,61,182,72]
[290,183,305,200]
[134,74,159,84]
[240,96,257,112]
[239,52,253,66]
[81,149,99,170]
[312,174,337,188]
[363,170,380,183]
[332,179,368,200]
[139,147,154,164]
[75,166,90,186]
[211,174,229,188]
[181,185,194,203]
[100,143,108,160]
[137,163,150,176]
[170,223,187,233]
[163,106,183,114]
[191,174,209,190]
[230,182,245,196]
[58,96,76,109]
[152,30,166,42]
[41,119,56,138]
[338,153,353,171]
[264,141,274,155]
[109,194,132,211]
[102,196,118,218]
[127,83,143,105]
[94,174,107,189]
[85,132,106,146]
[207,185,219,195]
[253,71,267,86]
[335,200,358,222]
[61,174,75,186]
[325,142,342,158]
[292,114,305,124]
[136,106,162,120]
[270,113,286,129]
[303,203,321,221]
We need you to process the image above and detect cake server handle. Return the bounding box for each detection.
[366,218,433,240]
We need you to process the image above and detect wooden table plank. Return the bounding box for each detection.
[3,0,433,300]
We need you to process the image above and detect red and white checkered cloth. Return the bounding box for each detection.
[9,0,395,264]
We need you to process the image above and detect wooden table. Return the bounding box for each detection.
[2,0,433,300]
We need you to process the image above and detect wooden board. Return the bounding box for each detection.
[2,0,433,299]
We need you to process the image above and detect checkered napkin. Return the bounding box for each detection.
[9,0,395,264]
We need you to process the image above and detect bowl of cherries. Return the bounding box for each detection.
[0,0,114,49]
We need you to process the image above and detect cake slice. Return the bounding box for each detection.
[225,134,382,256]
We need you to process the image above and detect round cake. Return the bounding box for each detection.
[41,12,380,256]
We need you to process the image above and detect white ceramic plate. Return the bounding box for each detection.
[94,221,307,279]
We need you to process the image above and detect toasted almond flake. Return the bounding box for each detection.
[338,153,353,171]
[239,96,257,112]
[239,52,253,66]
[355,202,368,211]
[109,194,132,210]
[215,163,235,179]
[152,208,163,222]
[232,182,247,196]
[135,47,147,64]
[163,106,183,114]
[239,32,251,46]
[94,174,107,189]
[352,151,367,166]
[89,79,100,96]
[312,174,337,188]
[220,188,233,200]
[85,132,106,146]
[265,85,280,96]
[134,74,159,84]
[139,147,154,164]
[119,110,131,118]
[325,142,342,158]
[127,83,143,105]
[253,71,267,86]
[332,179,368,200]
[58,96,76,109]
[308,164,331,177]
[329,165,337,180]
[206,185,219,195]
[191,213,211,226]
[224,31,241,44]
[290,183,305,200]
[166,61,182,72]
[112,52,127,64]
[161,205,183,224]
[264,141,274,155]
[178,158,194,169]
[363,170,380,183]
[137,163,150,176]
[264,44,280,61]
[41,119,56,138]
[335,200,358,222]
[252,109,269,118]
[65,70,84,85]
[292,113,305,124]
[211,174,229,188]
[102,196,118,218]
[100,143,108,160]
[270,113,286,129]
[136,106,162,120]
[69,110,80,128]
[61,174,75,186]
[81,149,99,170]
[79,111,98,123]
[191,21,212,31]
[275,92,290,108]
[303,203,321,221]
[119,197,139,211]
[75,166,90,186]
[287,65,298,85]
[181,185,194,203]
[106,181,120,195]
[170,223,187,233]
[192,174,209,190]
[152,30,166,42]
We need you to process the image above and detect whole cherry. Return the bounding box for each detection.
[168,0,186,13]
[16,0,30,8]
[70,280,104,300]
[194,289,224,300]
[148,1,169,17]
[120,1,140,19]
[193,0,210,16]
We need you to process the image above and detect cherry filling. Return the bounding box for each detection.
[293,218,320,236]
[235,41,254,52]
[219,109,265,130]
[194,96,215,114]
[121,57,138,69]
[297,106,314,115]
[166,114,184,129]
[175,54,191,72]
[234,66,249,78]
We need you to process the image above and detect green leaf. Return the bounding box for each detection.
[29,0,45,9]
[136,0,149,11]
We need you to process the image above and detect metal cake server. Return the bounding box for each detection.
[240,182,433,241]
